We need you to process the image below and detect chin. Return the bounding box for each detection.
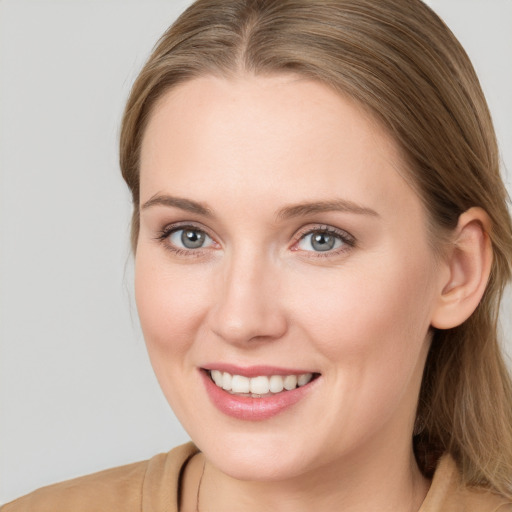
[191,425,324,482]
[207,446,308,482]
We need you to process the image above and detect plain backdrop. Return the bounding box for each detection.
[0,0,511,504]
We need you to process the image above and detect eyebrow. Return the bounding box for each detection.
[141,194,213,217]
[276,199,379,220]
[141,194,378,220]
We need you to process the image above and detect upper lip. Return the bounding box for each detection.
[201,364,319,378]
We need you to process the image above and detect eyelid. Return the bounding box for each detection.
[291,224,356,256]
[157,221,214,238]
[155,221,219,255]
[154,221,356,258]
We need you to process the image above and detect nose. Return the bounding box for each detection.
[208,251,288,346]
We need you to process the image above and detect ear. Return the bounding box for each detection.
[431,207,493,329]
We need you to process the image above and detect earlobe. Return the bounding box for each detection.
[431,207,493,330]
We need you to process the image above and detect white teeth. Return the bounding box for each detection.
[222,372,232,390]
[298,373,313,387]
[211,370,223,387]
[250,376,270,394]
[269,375,284,393]
[231,375,250,393]
[210,370,315,395]
[283,375,297,390]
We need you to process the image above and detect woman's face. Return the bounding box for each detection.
[136,75,445,481]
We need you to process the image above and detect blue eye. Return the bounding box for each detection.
[297,229,351,253]
[169,228,213,250]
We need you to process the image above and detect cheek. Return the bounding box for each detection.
[134,249,210,361]
[289,251,435,375]
[285,255,435,442]
[134,249,217,424]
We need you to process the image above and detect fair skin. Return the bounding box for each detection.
[135,74,491,511]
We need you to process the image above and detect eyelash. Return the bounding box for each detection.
[155,223,216,258]
[292,225,356,258]
[155,223,356,258]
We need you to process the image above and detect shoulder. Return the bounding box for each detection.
[1,442,198,512]
[2,461,149,512]
[421,454,512,512]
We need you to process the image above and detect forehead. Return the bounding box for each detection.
[139,74,421,222]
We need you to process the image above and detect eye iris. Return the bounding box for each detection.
[311,232,336,251]
[181,229,205,249]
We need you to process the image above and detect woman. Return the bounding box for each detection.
[3,0,512,510]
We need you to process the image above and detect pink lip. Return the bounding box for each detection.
[200,368,319,421]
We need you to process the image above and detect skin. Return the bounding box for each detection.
[135,74,454,511]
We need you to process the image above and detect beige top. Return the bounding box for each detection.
[2,443,511,511]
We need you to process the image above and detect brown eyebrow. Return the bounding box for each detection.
[276,199,379,220]
[141,194,378,220]
[141,194,213,217]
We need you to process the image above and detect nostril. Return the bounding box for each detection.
[207,269,288,345]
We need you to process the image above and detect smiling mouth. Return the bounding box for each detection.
[206,369,320,397]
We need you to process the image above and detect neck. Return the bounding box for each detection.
[194,439,430,512]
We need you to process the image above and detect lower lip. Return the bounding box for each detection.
[200,370,318,421]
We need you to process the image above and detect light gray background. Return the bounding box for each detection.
[0,0,511,504]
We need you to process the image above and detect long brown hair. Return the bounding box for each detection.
[120,0,512,497]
